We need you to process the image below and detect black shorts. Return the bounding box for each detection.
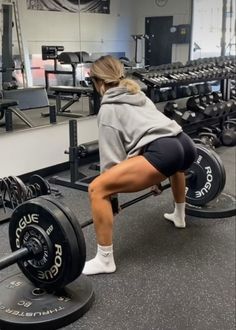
[142,132,197,177]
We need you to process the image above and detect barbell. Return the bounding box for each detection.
[0,144,228,329]
[0,144,227,282]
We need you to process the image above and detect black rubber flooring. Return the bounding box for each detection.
[0,146,235,330]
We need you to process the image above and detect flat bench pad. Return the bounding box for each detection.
[50,86,93,94]
[0,99,18,109]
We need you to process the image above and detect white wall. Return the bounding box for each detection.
[5,0,191,63]
[134,0,192,64]
[0,116,98,177]
[13,0,136,59]
[78,0,136,59]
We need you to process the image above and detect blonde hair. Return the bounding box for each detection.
[90,55,140,94]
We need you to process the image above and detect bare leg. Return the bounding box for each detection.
[90,195,114,246]
[164,171,186,228]
[82,156,166,275]
[169,171,186,203]
[89,156,166,245]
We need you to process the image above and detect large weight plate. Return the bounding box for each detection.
[0,273,94,330]
[186,145,224,206]
[9,198,81,291]
[40,196,86,282]
[186,192,236,218]
[207,148,226,196]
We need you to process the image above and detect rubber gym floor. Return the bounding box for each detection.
[0,145,235,330]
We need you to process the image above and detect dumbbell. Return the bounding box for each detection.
[195,133,215,149]
[164,101,178,118]
[199,94,214,106]
[159,90,169,102]
[204,83,212,94]
[211,92,234,115]
[164,101,199,125]
[178,86,192,98]
[168,89,177,100]
[153,89,161,103]
[230,89,236,100]
[186,96,219,117]
[189,85,199,96]
[221,120,236,146]
[198,127,221,148]
[186,96,205,112]
[197,84,206,95]
[183,86,193,97]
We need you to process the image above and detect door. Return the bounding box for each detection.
[145,16,173,66]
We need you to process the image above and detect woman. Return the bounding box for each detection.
[82,55,197,275]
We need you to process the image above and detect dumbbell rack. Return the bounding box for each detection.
[134,55,235,99]
[133,56,236,137]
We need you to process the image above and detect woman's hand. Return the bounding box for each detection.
[150,184,163,196]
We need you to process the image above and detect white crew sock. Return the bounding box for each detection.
[164,202,186,228]
[82,244,116,275]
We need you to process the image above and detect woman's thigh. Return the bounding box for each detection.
[90,155,166,197]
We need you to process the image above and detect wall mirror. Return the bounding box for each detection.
[1,0,234,135]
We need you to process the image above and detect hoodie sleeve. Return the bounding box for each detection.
[98,124,127,173]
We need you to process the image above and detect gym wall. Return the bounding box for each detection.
[134,0,192,64]
[0,116,98,177]
[13,0,135,59]
[8,0,191,64]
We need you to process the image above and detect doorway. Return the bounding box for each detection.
[145,16,173,66]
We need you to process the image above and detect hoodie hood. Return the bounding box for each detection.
[101,87,147,107]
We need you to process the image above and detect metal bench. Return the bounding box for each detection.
[0,99,34,131]
[49,85,99,118]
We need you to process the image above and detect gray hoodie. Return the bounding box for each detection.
[98,86,182,172]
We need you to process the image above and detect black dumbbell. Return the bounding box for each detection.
[153,89,161,103]
[200,127,221,148]
[186,96,218,117]
[230,89,236,100]
[221,120,236,146]
[168,89,177,100]
[164,101,199,125]
[211,92,233,115]
[199,94,214,106]
[212,91,223,103]
[160,90,169,102]
[189,85,199,96]
[181,110,199,124]
[204,83,212,94]
[197,133,216,149]
[181,86,192,97]
[164,101,178,118]
[186,96,205,112]
[197,84,206,95]
[199,94,221,117]
[187,97,219,117]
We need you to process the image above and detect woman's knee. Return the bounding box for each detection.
[88,177,108,202]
